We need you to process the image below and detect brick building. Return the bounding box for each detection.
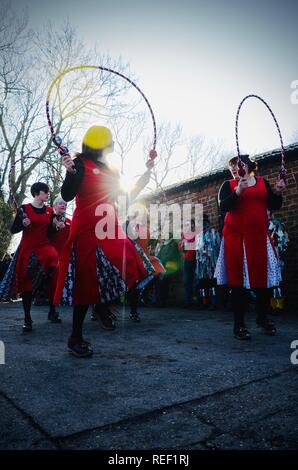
[141,143,298,312]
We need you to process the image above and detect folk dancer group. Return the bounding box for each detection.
[0,126,286,356]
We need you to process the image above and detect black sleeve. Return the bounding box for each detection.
[10,206,26,234]
[218,180,239,213]
[47,214,57,238]
[264,178,283,211]
[61,157,84,202]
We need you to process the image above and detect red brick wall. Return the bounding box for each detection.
[143,148,298,311]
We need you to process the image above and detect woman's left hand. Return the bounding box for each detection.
[145,149,157,170]
[274,176,286,194]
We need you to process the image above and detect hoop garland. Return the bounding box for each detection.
[46,65,157,160]
[235,94,286,179]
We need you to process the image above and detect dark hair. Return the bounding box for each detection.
[30,182,49,197]
[228,155,257,174]
[82,144,103,160]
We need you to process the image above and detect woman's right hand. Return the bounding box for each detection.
[235,178,248,196]
[22,217,31,227]
[62,155,75,173]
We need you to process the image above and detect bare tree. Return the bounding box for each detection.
[0,11,137,254]
[108,111,145,174]
[187,135,230,177]
[144,122,186,194]
[0,2,29,54]
[0,15,134,200]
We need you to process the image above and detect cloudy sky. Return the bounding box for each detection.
[7,0,298,178]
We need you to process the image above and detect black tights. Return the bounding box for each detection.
[22,291,57,322]
[232,287,272,328]
[128,288,139,314]
[22,291,33,322]
[71,305,89,341]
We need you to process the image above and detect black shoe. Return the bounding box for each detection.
[257,318,277,336]
[48,312,62,323]
[22,320,33,333]
[130,311,141,323]
[234,325,251,340]
[67,338,93,357]
[99,306,116,331]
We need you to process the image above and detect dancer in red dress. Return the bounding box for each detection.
[54,125,156,357]
[124,205,165,322]
[215,155,286,339]
[0,182,60,331]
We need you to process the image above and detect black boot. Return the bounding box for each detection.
[130,309,141,323]
[48,304,62,323]
[255,288,276,336]
[234,324,251,340]
[67,337,93,357]
[22,319,33,333]
[231,287,251,340]
[256,318,277,336]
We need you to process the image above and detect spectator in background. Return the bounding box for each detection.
[268,210,289,313]
[0,254,12,282]
[179,219,197,308]
[195,214,221,310]
[156,232,181,308]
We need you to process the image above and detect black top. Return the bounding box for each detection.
[61,156,113,202]
[10,204,54,238]
[218,177,283,214]
[61,155,151,204]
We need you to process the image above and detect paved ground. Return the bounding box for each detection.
[0,301,298,450]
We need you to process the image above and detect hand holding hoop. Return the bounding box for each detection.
[62,154,76,174]
[274,175,286,194]
[22,217,31,227]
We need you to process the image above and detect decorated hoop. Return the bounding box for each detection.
[46,65,157,164]
[235,94,286,179]
[9,156,63,218]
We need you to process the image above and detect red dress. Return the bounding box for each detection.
[50,217,71,255]
[222,177,275,288]
[133,224,165,276]
[0,204,58,296]
[54,158,150,306]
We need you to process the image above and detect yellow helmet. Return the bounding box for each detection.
[82,125,113,150]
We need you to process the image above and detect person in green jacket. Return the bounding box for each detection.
[155,233,181,307]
